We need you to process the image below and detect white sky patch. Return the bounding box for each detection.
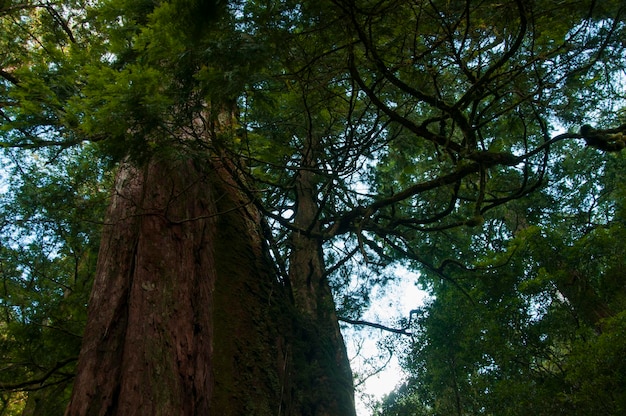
[343,267,429,415]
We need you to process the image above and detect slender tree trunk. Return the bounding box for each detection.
[287,143,356,416]
[555,265,613,330]
[65,152,354,415]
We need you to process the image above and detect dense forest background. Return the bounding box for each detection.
[1,0,626,415]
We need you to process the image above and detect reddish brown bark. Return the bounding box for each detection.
[65,154,356,415]
[65,159,213,415]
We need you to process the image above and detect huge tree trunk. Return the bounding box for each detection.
[65,154,355,415]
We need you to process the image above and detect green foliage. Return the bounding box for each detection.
[0,145,110,413]
[379,143,626,415]
[565,311,626,414]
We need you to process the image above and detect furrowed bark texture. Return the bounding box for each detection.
[65,157,265,415]
[65,155,356,415]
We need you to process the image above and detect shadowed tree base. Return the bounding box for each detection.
[65,156,355,415]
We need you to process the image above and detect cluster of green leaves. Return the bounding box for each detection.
[0,1,109,409]
[0,145,110,414]
[377,143,626,415]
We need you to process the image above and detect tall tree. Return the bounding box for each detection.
[1,0,625,415]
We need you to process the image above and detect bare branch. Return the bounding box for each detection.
[338,316,413,336]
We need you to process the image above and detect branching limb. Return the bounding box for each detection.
[0,357,76,392]
[580,124,626,152]
[338,316,414,336]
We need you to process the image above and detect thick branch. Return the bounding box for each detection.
[347,52,463,154]
[44,5,76,43]
[580,124,626,152]
[0,68,19,85]
[325,162,480,237]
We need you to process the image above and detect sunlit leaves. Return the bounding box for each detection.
[0,144,109,410]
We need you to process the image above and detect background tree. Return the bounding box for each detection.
[378,141,626,415]
[0,0,625,415]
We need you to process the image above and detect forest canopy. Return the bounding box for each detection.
[1,0,626,415]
